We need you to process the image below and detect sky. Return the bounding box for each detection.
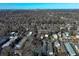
[0,3,79,9]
